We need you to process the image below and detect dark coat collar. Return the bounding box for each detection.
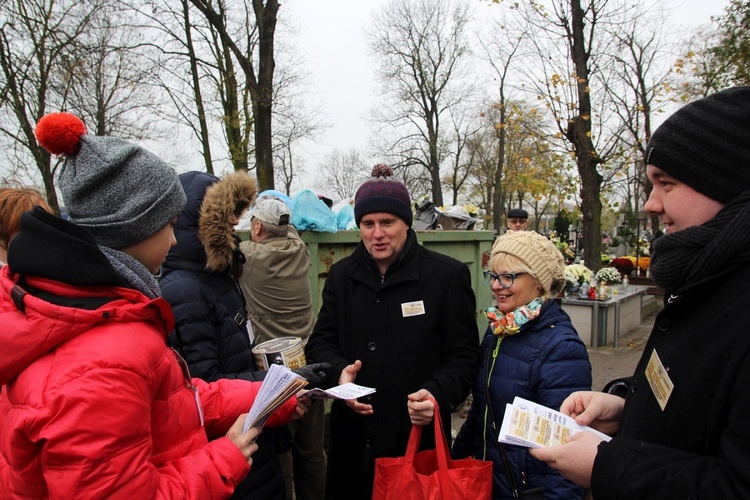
[349,228,419,287]
[8,207,123,288]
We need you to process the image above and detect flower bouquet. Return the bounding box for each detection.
[610,257,635,276]
[623,255,651,273]
[595,267,622,285]
[564,264,592,294]
[636,256,651,271]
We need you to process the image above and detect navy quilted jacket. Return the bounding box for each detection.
[453,299,591,499]
[160,171,287,500]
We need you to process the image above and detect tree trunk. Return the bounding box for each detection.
[569,0,603,271]
[189,0,278,188]
[492,101,507,233]
[182,0,213,173]
[34,147,61,215]
[253,0,278,190]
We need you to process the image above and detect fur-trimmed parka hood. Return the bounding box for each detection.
[163,170,257,275]
[199,171,257,272]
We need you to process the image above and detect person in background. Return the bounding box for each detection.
[506,208,529,231]
[239,196,327,500]
[0,112,296,497]
[531,87,750,499]
[159,171,322,500]
[452,230,591,499]
[305,164,481,499]
[0,186,51,265]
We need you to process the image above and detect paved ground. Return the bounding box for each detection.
[451,297,663,436]
[587,298,661,392]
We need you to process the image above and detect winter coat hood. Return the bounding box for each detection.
[165,171,257,274]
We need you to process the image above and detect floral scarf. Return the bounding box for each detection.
[486,297,545,336]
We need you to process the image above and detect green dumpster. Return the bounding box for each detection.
[238,229,495,337]
[299,230,495,337]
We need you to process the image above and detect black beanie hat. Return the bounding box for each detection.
[645,86,750,203]
[354,164,413,226]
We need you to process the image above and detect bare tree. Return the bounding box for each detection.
[512,0,628,271]
[368,0,473,206]
[271,46,326,194]
[59,5,161,139]
[131,0,218,172]
[603,3,675,231]
[273,96,325,195]
[442,107,482,206]
[478,16,525,231]
[188,0,279,190]
[0,0,103,213]
[132,0,322,186]
[314,149,371,202]
[179,0,214,172]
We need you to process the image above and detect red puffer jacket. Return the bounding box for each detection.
[0,268,294,498]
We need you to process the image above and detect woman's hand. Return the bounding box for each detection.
[561,391,624,435]
[407,389,435,426]
[226,415,261,467]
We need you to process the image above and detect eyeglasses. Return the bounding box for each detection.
[483,271,525,288]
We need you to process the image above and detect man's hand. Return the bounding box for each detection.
[407,389,435,426]
[561,391,624,435]
[293,362,331,388]
[338,359,361,385]
[529,431,603,488]
[340,360,373,415]
[226,415,261,467]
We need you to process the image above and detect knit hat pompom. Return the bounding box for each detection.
[354,164,413,226]
[490,230,566,296]
[35,112,87,156]
[371,163,394,178]
[45,111,186,249]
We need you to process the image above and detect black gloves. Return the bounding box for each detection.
[293,362,331,388]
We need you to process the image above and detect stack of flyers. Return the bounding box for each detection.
[242,364,307,432]
[498,397,611,448]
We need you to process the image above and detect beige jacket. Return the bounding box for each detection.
[239,226,315,344]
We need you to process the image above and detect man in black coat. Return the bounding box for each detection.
[305,164,481,499]
[532,87,750,499]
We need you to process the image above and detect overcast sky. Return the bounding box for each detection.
[281,0,730,193]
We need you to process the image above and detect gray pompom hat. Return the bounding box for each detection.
[36,113,186,249]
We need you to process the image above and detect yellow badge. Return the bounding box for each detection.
[645,349,674,411]
[401,300,426,317]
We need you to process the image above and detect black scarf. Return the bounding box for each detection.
[650,189,750,294]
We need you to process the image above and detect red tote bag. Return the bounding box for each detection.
[372,398,492,500]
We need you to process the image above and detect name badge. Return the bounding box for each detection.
[645,349,673,411]
[401,300,426,317]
